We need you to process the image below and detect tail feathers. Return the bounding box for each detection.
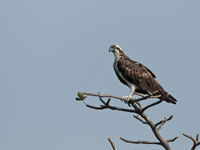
[161,92,177,104]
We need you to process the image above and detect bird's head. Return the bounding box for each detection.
[109,45,124,59]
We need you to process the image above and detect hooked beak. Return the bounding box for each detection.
[109,48,114,53]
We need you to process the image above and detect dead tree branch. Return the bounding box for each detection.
[155,115,174,131]
[82,100,137,113]
[77,92,161,103]
[142,99,163,112]
[155,115,173,127]
[108,138,117,150]
[76,92,177,150]
[167,136,179,143]
[120,137,161,145]
[136,110,174,150]
[183,133,200,150]
[133,115,148,124]
[120,136,178,145]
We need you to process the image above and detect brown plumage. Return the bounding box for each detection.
[109,45,177,104]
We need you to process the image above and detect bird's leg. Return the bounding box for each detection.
[127,88,135,106]
[122,86,136,106]
[127,90,134,100]
[122,86,135,100]
[128,86,136,100]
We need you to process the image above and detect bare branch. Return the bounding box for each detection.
[136,101,142,109]
[183,133,200,150]
[133,115,147,124]
[76,92,87,101]
[120,137,161,145]
[155,115,173,127]
[197,142,200,147]
[120,136,178,146]
[167,136,179,143]
[142,100,163,112]
[138,112,172,150]
[183,133,196,144]
[155,115,174,131]
[82,100,137,113]
[108,138,117,150]
[78,92,161,103]
[98,96,108,105]
[77,92,176,150]
[196,134,199,142]
[83,101,107,110]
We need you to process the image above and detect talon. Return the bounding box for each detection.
[127,100,132,107]
[121,96,128,104]
[122,95,135,106]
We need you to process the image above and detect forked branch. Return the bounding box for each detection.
[76,92,176,150]
[133,115,148,124]
[183,133,200,150]
[82,100,137,113]
[155,115,174,131]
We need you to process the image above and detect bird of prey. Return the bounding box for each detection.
[109,45,177,104]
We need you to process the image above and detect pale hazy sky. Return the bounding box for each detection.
[0,0,200,150]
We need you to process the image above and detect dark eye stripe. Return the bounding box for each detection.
[110,45,121,51]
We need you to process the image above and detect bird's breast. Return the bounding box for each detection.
[114,60,136,89]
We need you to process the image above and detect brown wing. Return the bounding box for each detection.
[117,57,164,95]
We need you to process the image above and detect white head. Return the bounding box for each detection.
[109,45,124,60]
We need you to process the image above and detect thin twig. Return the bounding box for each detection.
[156,115,174,131]
[133,115,147,124]
[196,134,199,142]
[155,115,173,127]
[142,100,163,112]
[183,133,196,144]
[83,101,106,110]
[120,136,178,145]
[183,133,200,150]
[120,137,161,145]
[167,136,179,143]
[83,101,137,113]
[108,138,117,150]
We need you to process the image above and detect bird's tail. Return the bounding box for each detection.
[160,91,177,104]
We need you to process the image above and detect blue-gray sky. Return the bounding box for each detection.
[0,0,200,150]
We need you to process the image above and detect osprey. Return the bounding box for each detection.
[109,45,177,104]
